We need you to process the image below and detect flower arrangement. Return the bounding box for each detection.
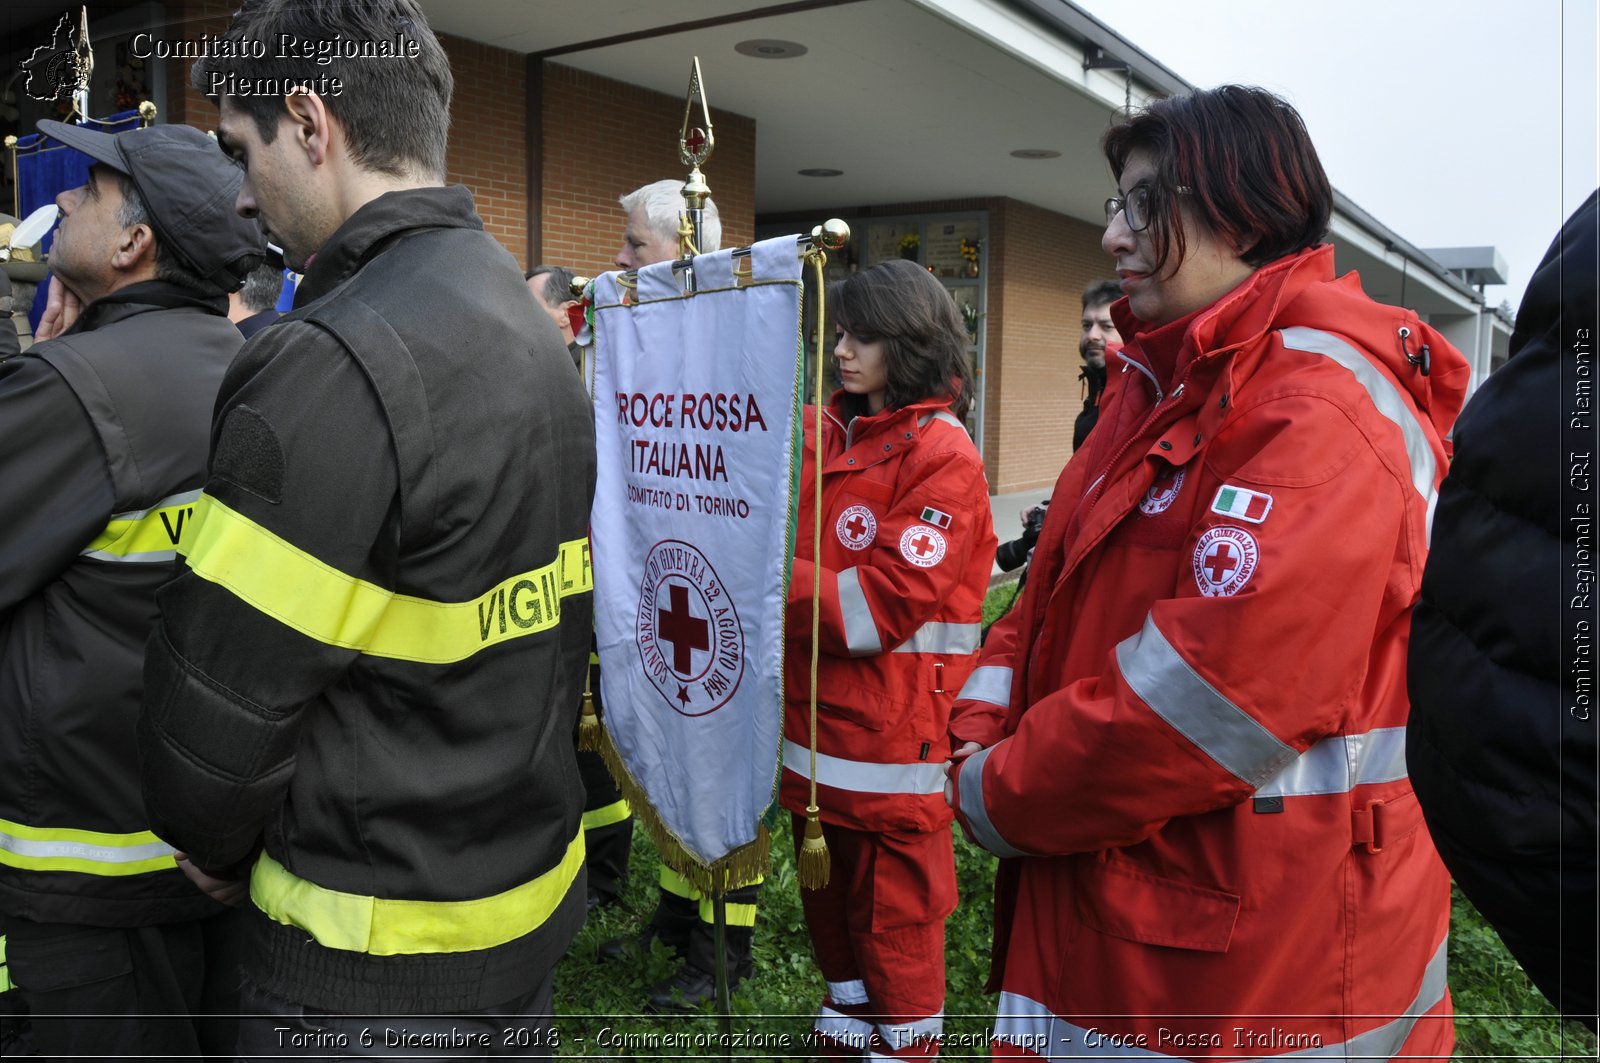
[959,238,980,276]
[961,303,982,342]
[898,233,920,260]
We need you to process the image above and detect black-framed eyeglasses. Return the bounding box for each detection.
[1104,184,1191,232]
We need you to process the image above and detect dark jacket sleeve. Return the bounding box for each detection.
[0,354,113,614]
[139,321,399,871]
[1407,189,1598,1026]
[0,275,21,360]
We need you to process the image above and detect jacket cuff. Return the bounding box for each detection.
[955,742,1030,858]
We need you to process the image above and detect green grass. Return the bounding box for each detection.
[554,581,1596,1059]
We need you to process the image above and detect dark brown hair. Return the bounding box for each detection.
[191,0,453,179]
[828,258,973,421]
[1102,85,1331,273]
[1082,279,1122,311]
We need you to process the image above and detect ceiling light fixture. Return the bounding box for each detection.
[1009,149,1061,160]
[735,39,808,59]
[798,168,844,178]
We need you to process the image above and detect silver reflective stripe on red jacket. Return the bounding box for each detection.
[917,410,967,432]
[1115,613,1299,789]
[783,739,946,796]
[956,742,1029,858]
[1278,326,1441,538]
[837,567,882,656]
[958,665,1013,708]
[993,936,1448,1059]
[1255,726,1409,798]
[893,621,980,655]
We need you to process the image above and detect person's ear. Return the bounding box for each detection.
[284,88,333,167]
[112,221,155,272]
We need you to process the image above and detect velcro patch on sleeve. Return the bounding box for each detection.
[211,404,284,505]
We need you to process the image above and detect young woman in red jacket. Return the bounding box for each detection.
[783,258,998,1060]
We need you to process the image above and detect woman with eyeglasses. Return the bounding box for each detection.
[783,258,997,1060]
[947,85,1470,1058]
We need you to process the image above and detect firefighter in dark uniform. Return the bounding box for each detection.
[0,120,264,1059]
[137,1,595,1054]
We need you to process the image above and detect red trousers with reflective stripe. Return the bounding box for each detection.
[792,815,955,1060]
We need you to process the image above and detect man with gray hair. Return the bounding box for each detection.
[615,178,721,270]
[0,118,263,1060]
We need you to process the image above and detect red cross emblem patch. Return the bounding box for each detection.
[899,524,947,568]
[636,540,744,717]
[1192,525,1259,597]
[1139,467,1187,516]
[835,505,877,551]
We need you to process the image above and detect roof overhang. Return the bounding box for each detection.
[419,0,1486,316]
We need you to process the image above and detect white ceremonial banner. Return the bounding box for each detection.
[590,236,803,867]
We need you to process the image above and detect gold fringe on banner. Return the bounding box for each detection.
[588,717,771,895]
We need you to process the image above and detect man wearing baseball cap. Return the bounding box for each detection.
[0,119,263,1059]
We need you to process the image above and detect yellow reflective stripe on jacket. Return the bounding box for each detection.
[0,935,10,993]
[177,494,593,664]
[249,832,584,957]
[581,799,631,831]
[697,896,759,927]
[81,488,203,563]
[0,818,178,876]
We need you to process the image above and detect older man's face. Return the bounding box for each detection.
[51,165,129,303]
[615,208,680,270]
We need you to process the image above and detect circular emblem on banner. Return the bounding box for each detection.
[1192,525,1259,597]
[899,525,947,568]
[1140,467,1187,515]
[836,505,878,551]
[636,540,745,717]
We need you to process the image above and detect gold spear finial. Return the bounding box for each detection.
[678,57,714,210]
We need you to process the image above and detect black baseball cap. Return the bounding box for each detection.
[38,120,265,295]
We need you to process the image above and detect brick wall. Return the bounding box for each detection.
[537,62,756,279]
[987,200,1113,493]
[440,34,525,257]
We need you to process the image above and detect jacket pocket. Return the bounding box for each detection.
[1074,855,1241,952]
[8,926,133,992]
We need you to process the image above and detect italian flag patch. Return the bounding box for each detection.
[1211,485,1273,524]
[919,506,953,529]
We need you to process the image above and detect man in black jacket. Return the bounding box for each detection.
[1408,190,1599,1031]
[139,0,595,1054]
[1072,278,1121,451]
[0,120,263,1059]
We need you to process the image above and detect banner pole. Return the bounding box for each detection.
[713,893,731,1047]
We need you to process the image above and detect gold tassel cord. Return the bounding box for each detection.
[576,660,600,753]
[797,245,831,890]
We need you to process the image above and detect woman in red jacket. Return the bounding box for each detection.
[784,258,998,1060]
[947,85,1467,1060]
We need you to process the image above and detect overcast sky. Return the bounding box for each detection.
[1071,0,1598,312]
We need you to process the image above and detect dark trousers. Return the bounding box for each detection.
[5,908,245,1061]
[234,966,558,1061]
[575,744,632,901]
